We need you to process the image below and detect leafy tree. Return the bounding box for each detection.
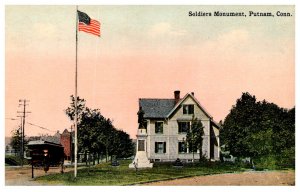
[221,92,260,157]
[186,123,194,161]
[10,128,22,156]
[65,95,87,122]
[79,110,134,162]
[96,117,114,162]
[113,130,134,159]
[65,95,134,164]
[221,92,295,168]
[78,108,108,163]
[193,119,205,161]
[186,116,205,162]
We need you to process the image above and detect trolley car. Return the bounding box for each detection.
[27,140,64,167]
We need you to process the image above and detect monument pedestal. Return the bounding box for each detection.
[129,128,153,168]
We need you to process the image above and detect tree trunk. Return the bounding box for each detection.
[85,151,88,166]
[199,149,201,161]
[93,153,95,165]
[197,143,200,161]
[192,151,194,163]
[106,146,108,162]
[192,140,195,163]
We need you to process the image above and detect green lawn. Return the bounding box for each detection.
[35,160,245,185]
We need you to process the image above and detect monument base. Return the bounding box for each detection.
[129,151,153,168]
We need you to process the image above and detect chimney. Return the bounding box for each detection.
[191,92,194,96]
[174,90,180,104]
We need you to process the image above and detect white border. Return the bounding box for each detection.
[1,1,298,192]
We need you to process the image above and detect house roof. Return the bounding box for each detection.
[139,93,220,129]
[62,129,70,135]
[139,99,176,118]
[167,93,213,119]
[27,140,63,148]
[211,119,222,129]
[41,135,61,144]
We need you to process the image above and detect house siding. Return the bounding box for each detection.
[213,125,220,160]
[147,95,216,162]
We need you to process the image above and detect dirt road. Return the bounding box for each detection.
[6,166,295,186]
[5,166,69,186]
[142,170,295,186]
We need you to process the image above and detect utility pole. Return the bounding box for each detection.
[18,116,23,160]
[16,115,24,165]
[17,99,31,167]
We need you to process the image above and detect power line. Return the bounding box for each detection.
[27,122,56,133]
[5,117,18,121]
[8,117,57,133]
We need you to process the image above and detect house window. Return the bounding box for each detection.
[155,142,166,154]
[155,122,163,134]
[183,104,194,115]
[178,122,190,133]
[178,142,187,153]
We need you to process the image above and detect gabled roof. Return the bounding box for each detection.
[139,93,218,128]
[62,129,70,135]
[167,93,213,119]
[139,99,175,118]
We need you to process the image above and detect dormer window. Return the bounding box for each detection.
[183,104,194,115]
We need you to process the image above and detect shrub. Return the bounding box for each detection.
[252,149,295,170]
[253,155,278,170]
[5,155,28,166]
[275,148,295,169]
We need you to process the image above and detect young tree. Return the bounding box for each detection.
[186,116,205,162]
[193,118,205,161]
[65,95,87,122]
[11,128,21,156]
[185,123,194,162]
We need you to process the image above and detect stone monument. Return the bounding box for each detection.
[129,107,153,168]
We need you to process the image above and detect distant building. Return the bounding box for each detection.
[136,90,220,162]
[60,129,74,160]
[5,137,16,156]
[27,133,60,145]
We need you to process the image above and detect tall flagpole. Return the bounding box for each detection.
[74,5,78,178]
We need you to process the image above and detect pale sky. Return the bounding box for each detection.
[5,5,295,138]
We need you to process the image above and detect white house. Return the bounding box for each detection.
[136,90,220,163]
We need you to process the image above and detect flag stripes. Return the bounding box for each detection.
[78,19,101,37]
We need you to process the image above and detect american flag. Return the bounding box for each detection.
[77,10,100,37]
